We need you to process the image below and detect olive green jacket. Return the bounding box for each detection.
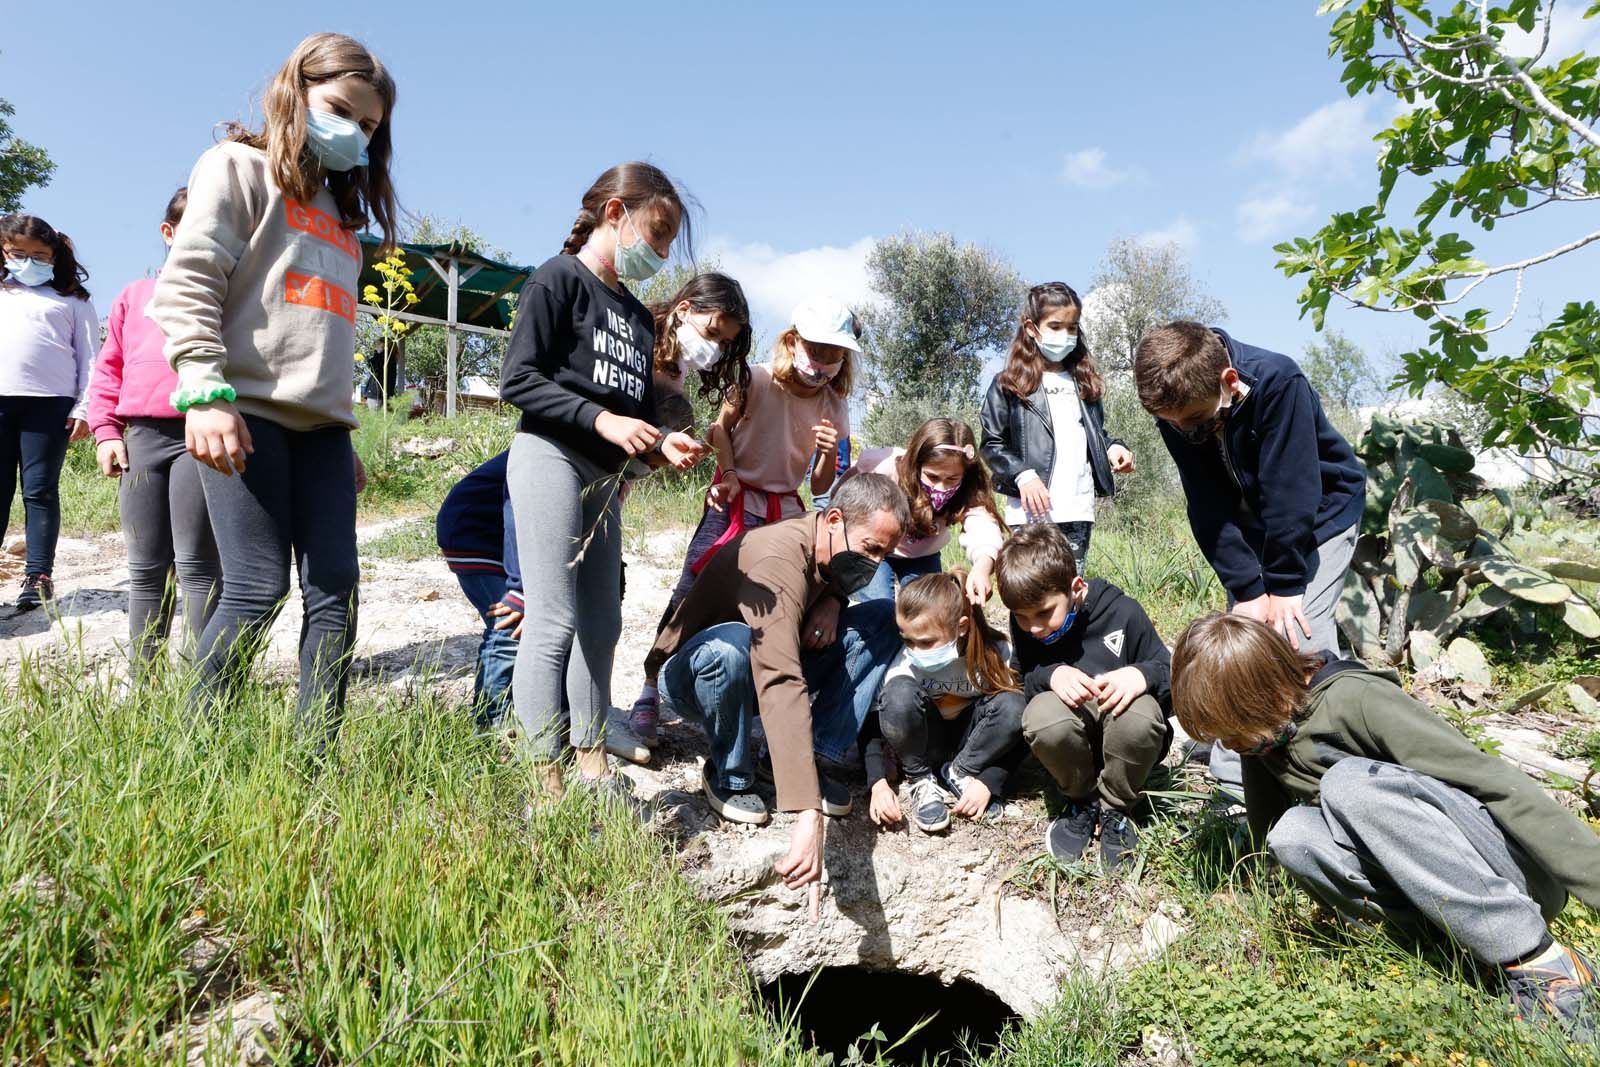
[1243,661,1600,911]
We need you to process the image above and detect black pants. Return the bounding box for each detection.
[876,675,1025,791]
[193,415,358,740]
[0,394,74,576]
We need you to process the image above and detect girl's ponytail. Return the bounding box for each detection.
[897,570,1020,696]
[0,213,90,300]
[561,207,600,256]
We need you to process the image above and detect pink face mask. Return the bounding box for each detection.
[793,344,841,386]
[922,481,959,511]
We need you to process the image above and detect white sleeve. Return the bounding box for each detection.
[69,297,101,421]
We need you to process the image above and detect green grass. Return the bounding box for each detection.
[362,518,439,563]
[0,654,817,1065]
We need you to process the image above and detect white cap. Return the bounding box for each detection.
[791,297,863,352]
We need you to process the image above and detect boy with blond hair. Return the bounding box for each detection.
[1171,613,1600,1041]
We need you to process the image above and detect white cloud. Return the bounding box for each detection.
[1240,97,1381,180]
[1502,6,1600,60]
[1060,147,1141,190]
[1235,192,1317,243]
[702,236,877,343]
[1133,217,1199,250]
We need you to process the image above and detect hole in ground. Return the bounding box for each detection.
[761,966,1019,1065]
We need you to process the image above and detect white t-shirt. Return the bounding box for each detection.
[1004,370,1095,525]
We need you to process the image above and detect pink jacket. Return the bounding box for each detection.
[86,276,181,443]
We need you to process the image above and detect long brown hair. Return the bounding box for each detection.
[897,570,1019,695]
[227,33,398,244]
[0,214,90,300]
[1170,613,1323,747]
[560,162,694,262]
[997,281,1104,402]
[770,326,855,399]
[895,419,1004,543]
[650,272,752,407]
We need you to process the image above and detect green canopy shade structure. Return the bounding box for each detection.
[354,234,531,416]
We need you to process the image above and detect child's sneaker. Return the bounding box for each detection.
[938,761,1004,821]
[15,573,52,610]
[1046,797,1101,863]
[1505,943,1598,1042]
[1099,808,1139,871]
[906,775,952,833]
[627,690,660,746]
[602,714,651,765]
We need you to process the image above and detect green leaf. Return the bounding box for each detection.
[1417,442,1475,473]
[1317,0,1354,13]
[1569,683,1600,719]
[1444,637,1492,685]
[1409,629,1442,670]
[1478,557,1576,604]
[1497,682,1558,715]
[1539,559,1600,583]
[1562,597,1600,639]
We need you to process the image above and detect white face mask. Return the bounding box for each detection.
[675,320,722,372]
[793,342,841,387]
[1036,328,1079,360]
[905,639,961,672]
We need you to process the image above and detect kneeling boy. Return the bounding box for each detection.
[1171,613,1600,1040]
[995,524,1173,869]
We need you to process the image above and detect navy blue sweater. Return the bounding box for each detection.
[435,451,523,611]
[1158,329,1365,601]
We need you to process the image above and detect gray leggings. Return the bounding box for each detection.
[120,419,222,668]
[506,432,622,760]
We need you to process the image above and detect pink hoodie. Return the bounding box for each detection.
[86,276,181,443]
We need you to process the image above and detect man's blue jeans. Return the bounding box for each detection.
[659,599,903,792]
[454,571,517,729]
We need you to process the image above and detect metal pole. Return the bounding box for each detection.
[446,258,459,418]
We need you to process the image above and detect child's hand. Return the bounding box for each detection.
[660,431,706,471]
[353,452,368,494]
[487,601,525,640]
[1107,444,1136,474]
[1049,664,1097,708]
[812,418,839,457]
[67,418,91,443]
[1019,478,1052,518]
[186,400,253,475]
[965,568,992,605]
[869,780,903,827]
[96,439,128,478]
[951,778,992,819]
[1094,666,1148,716]
[594,411,662,456]
[707,470,739,512]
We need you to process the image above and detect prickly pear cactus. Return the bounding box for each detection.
[1339,416,1599,668]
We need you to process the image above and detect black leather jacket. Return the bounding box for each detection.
[979,373,1124,500]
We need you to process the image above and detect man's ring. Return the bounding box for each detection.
[813,629,822,638]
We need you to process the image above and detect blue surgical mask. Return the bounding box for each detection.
[906,640,961,672]
[305,108,370,172]
[614,203,665,283]
[1036,328,1078,360]
[4,256,54,288]
[1038,608,1078,646]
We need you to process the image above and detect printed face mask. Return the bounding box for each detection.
[921,480,959,512]
[1170,396,1231,445]
[793,344,841,387]
[675,320,722,372]
[3,256,53,287]
[1038,607,1079,645]
[906,639,961,672]
[1036,328,1079,360]
[304,108,370,171]
[614,203,666,283]
[825,513,879,597]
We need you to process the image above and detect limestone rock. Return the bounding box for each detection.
[167,991,282,1066]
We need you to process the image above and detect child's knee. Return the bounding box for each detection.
[1318,756,1383,816]
[1022,691,1073,744]
[1266,807,1327,874]
[988,689,1027,737]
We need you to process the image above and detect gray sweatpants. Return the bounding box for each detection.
[120,419,222,669]
[1211,521,1359,792]
[1267,757,1565,965]
[506,432,622,760]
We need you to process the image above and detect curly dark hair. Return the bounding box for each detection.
[650,272,752,409]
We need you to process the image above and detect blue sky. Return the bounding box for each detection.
[7,0,1599,390]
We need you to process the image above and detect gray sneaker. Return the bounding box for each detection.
[603,711,651,764]
[702,765,769,826]
[907,775,953,833]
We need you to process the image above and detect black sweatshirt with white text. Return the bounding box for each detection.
[499,254,658,473]
[1011,579,1173,714]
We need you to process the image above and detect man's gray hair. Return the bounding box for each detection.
[829,471,910,533]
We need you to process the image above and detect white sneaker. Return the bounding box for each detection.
[906,775,953,833]
[603,710,650,764]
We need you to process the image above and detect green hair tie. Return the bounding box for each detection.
[170,383,238,413]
